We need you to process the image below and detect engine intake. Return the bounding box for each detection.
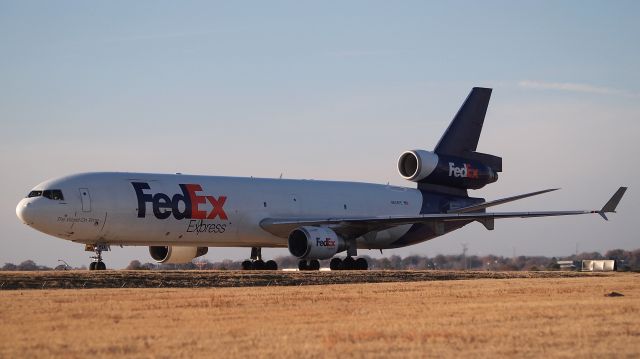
[288,226,346,260]
[398,150,440,181]
[149,246,208,264]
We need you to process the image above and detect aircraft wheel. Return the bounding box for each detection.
[96,262,106,270]
[343,256,355,270]
[355,258,368,270]
[89,262,97,271]
[298,260,308,271]
[252,260,265,270]
[265,260,278,270]
[241,260,252,270]
[329,258,342,270]
[309,259,320,271]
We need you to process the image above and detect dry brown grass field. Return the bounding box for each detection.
[1,274,639,358]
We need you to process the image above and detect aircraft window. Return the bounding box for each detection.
[43,189,64,200]
[27,190,42,198]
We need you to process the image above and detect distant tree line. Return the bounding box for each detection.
[3,248,640,271]
[123,248,640,271]
[0,259,82,271]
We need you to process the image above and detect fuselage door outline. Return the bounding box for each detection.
[79,188,91,212]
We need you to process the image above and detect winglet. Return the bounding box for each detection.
[598,187,628,220]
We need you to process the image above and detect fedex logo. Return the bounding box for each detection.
[448,162,479,179]
[132,182,228,220]
[316,237,336,247]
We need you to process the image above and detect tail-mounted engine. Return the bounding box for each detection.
[288,226,346,260]
[398,150,499,190]
[149,246,208,264]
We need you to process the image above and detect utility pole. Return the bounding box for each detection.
[461,243,468,270]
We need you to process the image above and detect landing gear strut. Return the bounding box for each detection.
[87,244,108,271]
[241,247,278,270]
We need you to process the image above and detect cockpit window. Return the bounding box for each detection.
[27,190,43,198]
[43,189,64,200]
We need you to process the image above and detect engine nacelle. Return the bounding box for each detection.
[149,246,208,264]
[398,150,498,189]
[288,226,346,260]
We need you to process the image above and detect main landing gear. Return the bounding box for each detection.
[86,244,109,271]
[330,257,368,270]
[241,247,278,270]
[299,240,369,271]
[298,259,321,271]
[297,257,369,271]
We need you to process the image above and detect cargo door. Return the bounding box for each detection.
[79,188,91,212]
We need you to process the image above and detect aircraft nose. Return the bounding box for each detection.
[16,200,35,224]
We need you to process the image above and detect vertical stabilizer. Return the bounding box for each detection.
[434,87,501,172]
[435,87,492,155]
[410,87,503,196]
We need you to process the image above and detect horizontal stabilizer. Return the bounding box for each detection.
[450,188,559,214]
[462,151,503,173]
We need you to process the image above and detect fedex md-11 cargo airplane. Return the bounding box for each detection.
[16,88,627,270]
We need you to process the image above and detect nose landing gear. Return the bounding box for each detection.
[86,244,109,271]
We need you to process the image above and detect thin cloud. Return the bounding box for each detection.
[518,80,640,98]
[103,30,217,44]
[325,50,390,58]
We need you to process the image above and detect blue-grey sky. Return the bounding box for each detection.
[1,1,638,268]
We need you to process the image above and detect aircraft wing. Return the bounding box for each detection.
[260,187,627,239]
[448,188,559,213]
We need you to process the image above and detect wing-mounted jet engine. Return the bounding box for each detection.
[288,226,355,270]
[149,246,208,264]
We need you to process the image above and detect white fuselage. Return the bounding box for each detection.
[16,172,423,249]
